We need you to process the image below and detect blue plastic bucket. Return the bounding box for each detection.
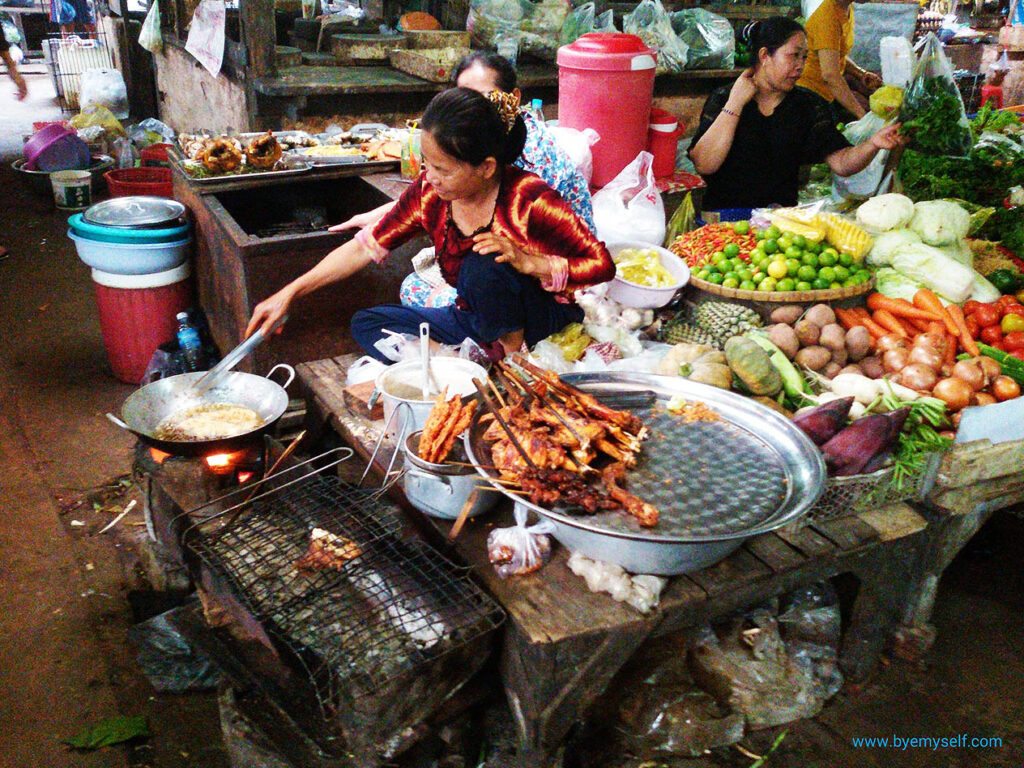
[68,213,190,244]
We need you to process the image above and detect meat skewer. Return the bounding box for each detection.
[472,378,539,471]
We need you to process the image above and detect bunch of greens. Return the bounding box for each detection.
[971,102,1022,136]
[899,75,973,157]
[899,149,1024,209]
[878,393,952,492]
[980,207,1024,257]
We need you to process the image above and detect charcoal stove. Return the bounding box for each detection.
[138,444,503,766]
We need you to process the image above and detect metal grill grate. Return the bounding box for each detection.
[182,450,503,714]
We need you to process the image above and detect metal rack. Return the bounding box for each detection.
[40,0,115,111]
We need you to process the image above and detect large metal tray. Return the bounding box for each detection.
[171,148,313,185]
[465,372,826,545]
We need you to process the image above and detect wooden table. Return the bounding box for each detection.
[297,354,930,767]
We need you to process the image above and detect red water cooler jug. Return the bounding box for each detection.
[647,107,684,177]
[556,33,657,188]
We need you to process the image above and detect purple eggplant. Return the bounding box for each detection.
[793,397,855,445]
[821,407,910,477]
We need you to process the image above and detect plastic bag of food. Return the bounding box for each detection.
[869,85,903,119]
[80,68,129,120]
[833,113,893,200]
[669,8,734,70]
[69,104,126,138]
[138,0,162,54]
[591,151,666,245]
[487,503,554,578]
[467,0,569,61]
[972,130,1024,168]
[897,33,972,157]
[623,0,688,73]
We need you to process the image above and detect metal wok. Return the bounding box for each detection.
[107,364,295,456]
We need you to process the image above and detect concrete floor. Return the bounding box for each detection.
[0,71,1022,768]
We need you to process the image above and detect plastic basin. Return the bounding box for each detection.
[68,213,191,244]
[13,155,116,199]
[69,229,192,275]
[605,241,690,309]
[23,124,74,168]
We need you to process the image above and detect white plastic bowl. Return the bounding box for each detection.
[69,229,192,275]
[605,241,690,309]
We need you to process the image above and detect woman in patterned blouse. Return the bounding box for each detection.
[334,52,595,309]
[246,88,613,362]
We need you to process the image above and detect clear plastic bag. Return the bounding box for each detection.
[973,130,1024,168]
[467,0,569,61]
[80,68,129,120]
[623,0,688,74]
[897,33,972,158]
[670,8,734,70]
[546,125,599,184]
[487,503,554,578]
[138,0,162,54]
[833,113,893,200]
[128,117,176,148]
[559,2,617,45]
[591,151,666,246]
[880,36,914,88]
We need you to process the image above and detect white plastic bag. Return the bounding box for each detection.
[547,126,599,184]
[591,152,666,246]
[879,36,914,88]
[487,503,555,578]
[138,1,162,54]
[80,68,129,120]
[345,355,386,386]
[832,113,892,200]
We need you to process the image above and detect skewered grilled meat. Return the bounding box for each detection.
[245,131,283,169]
[294,527,362,573]
[198,137,243,172]
[602,462,659,527]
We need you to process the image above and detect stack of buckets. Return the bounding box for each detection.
[69,198,194,384]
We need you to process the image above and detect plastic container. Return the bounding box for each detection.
[68,213,190,244]
[647,107,684,178]
[91,263,194,384]
[51,169,93,210]
[23,124,75,168]
[556,33,657,188]
[140,143,173,167]
[176,312,203,371]
[69,229,192,274]
[981,84,1003,110]
[12,155,114,199]
[104,167,174,198]
[604,240,690,308]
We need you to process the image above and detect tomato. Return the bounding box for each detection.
[1000,304,1024,319]
[992,341,1008,352]
[965,315,981,339]
[1002,313,1024,334]
[963,300,982,316]
[1003,331,1024,352]
[973,304,1002,328]
[1010,350,1024,363]
[980,325,1004,345]
[995,295,1020,312]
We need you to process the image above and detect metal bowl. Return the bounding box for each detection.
[464,372,826,575]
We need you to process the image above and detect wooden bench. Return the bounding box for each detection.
[298,354,929,767]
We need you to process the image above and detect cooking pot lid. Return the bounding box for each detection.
[83,196,186,229]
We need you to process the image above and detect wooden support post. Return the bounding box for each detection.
[241,0,276,78]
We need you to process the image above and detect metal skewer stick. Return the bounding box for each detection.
[472,378,538,470]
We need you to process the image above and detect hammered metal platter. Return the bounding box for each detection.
[464,372,826,544]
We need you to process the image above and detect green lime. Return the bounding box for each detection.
[817,251,837,267]
[777,236,793,251]
[830,281,842,289]
[766,260,789,279]
[730,257,746,272]
[763,239,779,255]
[740,280,757,291]
[765,225,782,240]
[777,277,796,292]
[733,221,750,235]
[833,265,851,282]
[838,252,854,267]
[752,270,765,283]
[723,243,740,258]
[785,245,803,259]
[722,277,740,288]
[822,247,840,260]
[801,253,819,269]
[755,229,766,241]
[707,272,724,284]
[723,271,739,282]
[818,266,837,283]
[797,265,817,282]
[786,258,801,277]
[696,268,711,280]
[854,269,872,283]
[758,276,778,292]
[812,277,829,290]
[737,268,753,282]
[706,262,722,274]
[792,235,807,249]
[795,280,813,291]
[842,277,859,288]
[805,240,822,254]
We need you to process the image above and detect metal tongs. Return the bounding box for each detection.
[190,314,288,395]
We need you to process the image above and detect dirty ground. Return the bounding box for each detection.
[0,71,1022,768]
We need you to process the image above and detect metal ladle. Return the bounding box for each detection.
[419,322,432,400]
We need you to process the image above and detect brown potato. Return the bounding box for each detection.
[794,345,831,372]
[768,323,800,360]
[769,304,804,325]
[823,362,843,379]
[859,355,884,379]
[830,347,848,368]
[794,319,821,347]
[804,303,836,328]
[838,364,865,377]
[819,323,846,352]
[844,326,871,362]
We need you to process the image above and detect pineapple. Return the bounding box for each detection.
[690,300,763,346]
[824,214,873,262]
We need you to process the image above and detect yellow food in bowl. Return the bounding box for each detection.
[613,247,676,287]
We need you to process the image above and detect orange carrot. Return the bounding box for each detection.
[873,309,911,338]
[866,293,944,322]
[913,289,959,336]
[943,332,956,369]
[860,315,889,339]
[835,307,861,331]
[852,306,872,321]
[946,303,980,357]
[906,316,933,333]
[926,320,947,336]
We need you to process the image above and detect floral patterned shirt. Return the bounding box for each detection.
[518,111,596,233]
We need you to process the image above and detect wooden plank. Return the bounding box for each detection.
[936,438,1024,488]
[812,515,880,551]
[686,547,772,596]
[927,473,1024,515]
[743,532,806,573]
[774,523,837,558]
[343,379,384,420]
[856,503,927,542]
[299,357,350,416]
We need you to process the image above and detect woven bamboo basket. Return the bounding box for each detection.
[688,274,875,303]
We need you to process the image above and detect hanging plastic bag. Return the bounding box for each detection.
[897,33,972,158]
[467,0,569,61]
[670,8,734,70]
[832,112,893,200]
[623,0,688,74]
[547,126,599,184]
[591,151,666,246]
[879,36,914,88]
[487,503,555,578]
[138,1,163,54]
[80,68,129,120]
[663,192,696,247]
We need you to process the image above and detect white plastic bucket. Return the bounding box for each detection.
[51,169,92,210]
[375,357,487,440]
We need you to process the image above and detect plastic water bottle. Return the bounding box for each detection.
[176,312,203,372]
[530,98,544,122]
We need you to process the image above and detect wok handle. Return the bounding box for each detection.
[266,363,296,389]
[105,412,129,430]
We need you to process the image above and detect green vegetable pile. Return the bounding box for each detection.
[898,76,973,157]
[971,102,1022,137]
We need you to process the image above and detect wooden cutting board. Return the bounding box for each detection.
[342,380,383,420]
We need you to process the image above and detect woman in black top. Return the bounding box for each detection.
[689,17,901,210]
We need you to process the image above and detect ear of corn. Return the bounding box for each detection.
[824,214,873,262]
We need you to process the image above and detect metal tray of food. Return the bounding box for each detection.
[286,146,369,165]
[465,372,825,544]
[171,148,313,184]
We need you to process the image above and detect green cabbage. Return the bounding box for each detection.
[908,200,971,246]
[891,242,975,303]
[874,267,928,302]
[866,229,921,267]
[969,272,1001,303]
[855,193,915,232]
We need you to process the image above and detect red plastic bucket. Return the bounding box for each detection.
[92,263,193,383]
[557,33,657,188]
[104,167,174,198]
[140,143,173,167]
[647,107,684,178]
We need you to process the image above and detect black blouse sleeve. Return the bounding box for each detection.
[688,85,731,160]
[800,93,851,164]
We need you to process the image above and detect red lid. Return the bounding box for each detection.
[557,33,657,71]
[649,107,678,127]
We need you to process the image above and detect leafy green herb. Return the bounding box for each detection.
[971,101,1022,136]
[64,715,149,750]
[899,75,973,157]
[878,394,952,491]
